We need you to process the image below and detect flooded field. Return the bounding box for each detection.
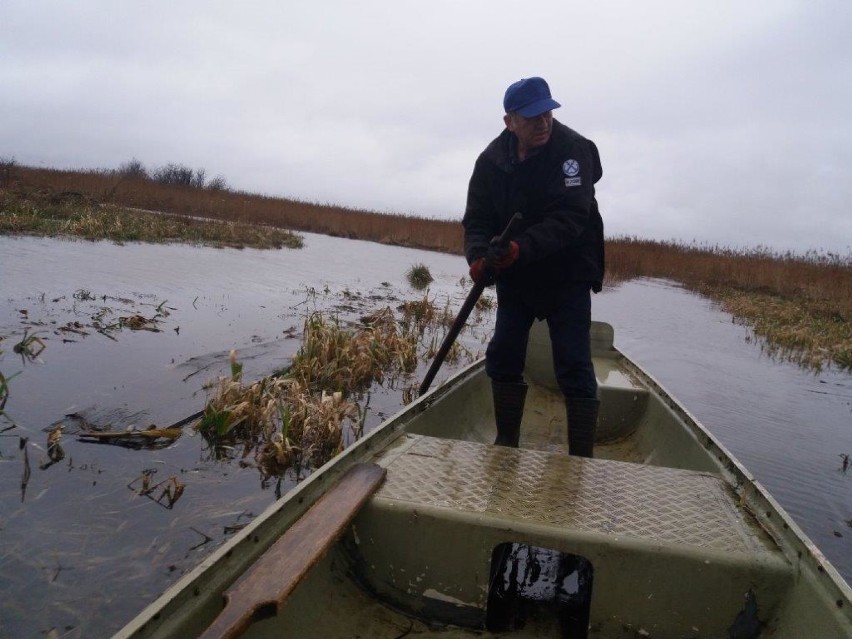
[1,234,850,638]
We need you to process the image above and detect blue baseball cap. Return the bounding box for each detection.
[503,77,561,117]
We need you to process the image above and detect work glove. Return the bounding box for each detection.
[469,257,494,286]
[487,239,520,270]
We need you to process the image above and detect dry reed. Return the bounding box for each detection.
[290,309,418,391]
[605,236,851,371]
[198,302,440,477]
[398,290,455,337]
[1,180,302,249]
[7,165,457,252]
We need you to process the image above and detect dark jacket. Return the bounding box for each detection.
[462,119,605,295]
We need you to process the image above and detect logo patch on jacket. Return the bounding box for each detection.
[562,159,580,177]
[564,177,582,187]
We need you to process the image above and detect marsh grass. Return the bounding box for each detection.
[197,292,472,477]
[0,183,302,249]
[198,303,435,477]
[0,371,12,421]
[198,364,357,476]
[398,290,454,337]
[406,263,434,289]
[267,384,357,474]
[710,288,852,371]
[6,165,456,252]
[291,310,418,391]
[606,237,851,372]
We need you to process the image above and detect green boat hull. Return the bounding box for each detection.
[115,322,852,638]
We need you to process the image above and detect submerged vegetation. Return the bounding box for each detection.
[0,363,13,426]
[1,161,850,372]
[13,289,177,343]
[12,329,46,362]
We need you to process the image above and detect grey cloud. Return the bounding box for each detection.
[2,0,849,254]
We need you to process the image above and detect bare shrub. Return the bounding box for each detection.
[117,158,148,179]
[0,156,16,186]
[190,168,206,189]
[153,163,195,186]
[207,175,229,191]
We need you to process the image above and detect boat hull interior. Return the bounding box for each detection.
[118,322,852,639]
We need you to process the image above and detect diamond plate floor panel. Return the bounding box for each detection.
[377,435,771,555]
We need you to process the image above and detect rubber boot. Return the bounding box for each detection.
[492,381,528,448]
[566,397,600,458]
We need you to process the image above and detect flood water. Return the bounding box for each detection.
[1,234,850,638]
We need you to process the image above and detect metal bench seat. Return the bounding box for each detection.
[348,435,793,637]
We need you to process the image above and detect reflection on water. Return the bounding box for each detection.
[487,543,593,636]
[0,237,850,637]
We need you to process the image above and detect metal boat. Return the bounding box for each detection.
[115,321,852,638]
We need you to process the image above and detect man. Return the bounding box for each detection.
[462,76,604,457]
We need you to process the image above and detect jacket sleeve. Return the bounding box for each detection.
[462,155,498,265]
[515,139,602,266]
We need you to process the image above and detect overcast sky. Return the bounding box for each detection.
[2,1,850,255]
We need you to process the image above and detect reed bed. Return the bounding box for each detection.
[291,309,418,391]
[6,165,458,252]
[0,181,302,249]
[605,237,851,371]
[197,301,440,478]
[712,289,851,371]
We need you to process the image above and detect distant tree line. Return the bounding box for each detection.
[116,158,229,191]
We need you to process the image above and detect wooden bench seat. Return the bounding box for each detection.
[199,462,386,639]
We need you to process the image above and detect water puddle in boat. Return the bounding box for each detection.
[0,236,850,638]
[487,543,593,637]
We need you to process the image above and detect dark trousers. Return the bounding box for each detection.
[485,282,597,399]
